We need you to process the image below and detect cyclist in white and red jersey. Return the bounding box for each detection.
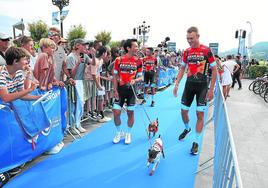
[173,26,217,155]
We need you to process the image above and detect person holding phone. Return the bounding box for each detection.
[66,38,89,134]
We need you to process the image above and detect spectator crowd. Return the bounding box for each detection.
[1,25,264,186]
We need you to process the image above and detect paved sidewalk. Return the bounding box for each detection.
[195,79,268,188]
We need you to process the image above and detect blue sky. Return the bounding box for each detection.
[0,0,267,52]
[0,15,20,36]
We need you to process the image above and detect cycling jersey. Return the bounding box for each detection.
[114,55,142,86]
[143,56,157,72]
[181,44,216,111]
[182,44,216,82]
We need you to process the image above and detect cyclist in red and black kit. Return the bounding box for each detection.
[141,47,158,107]
[112,39,143,144]
[173,26,217,155]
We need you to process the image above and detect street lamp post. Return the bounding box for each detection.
[133,21,150,46]
[235,29,246,55]
[52,0,69,37]
[246,21,253,60]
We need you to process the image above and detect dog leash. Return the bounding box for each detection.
[131,84,155,145]
[139,107,152,143]
[130,84,152,123]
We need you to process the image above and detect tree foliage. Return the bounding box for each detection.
[66,24,87,42]
[108,40,121,50]
[95,31,112,46]
[248,65,268,78]
[27,20,49,42]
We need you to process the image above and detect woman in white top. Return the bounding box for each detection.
[216,56,232,100]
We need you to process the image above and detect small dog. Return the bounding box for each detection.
[147,135,165,176]
[148,118,159,139]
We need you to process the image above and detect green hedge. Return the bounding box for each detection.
[248,65,268,78]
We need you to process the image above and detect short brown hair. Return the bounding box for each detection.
[5,46,30,65]
[187,26,199,34]
[20,36,33,46]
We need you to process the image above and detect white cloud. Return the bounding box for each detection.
[0,0,267,52]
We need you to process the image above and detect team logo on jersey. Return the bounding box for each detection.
[119,63,137,74]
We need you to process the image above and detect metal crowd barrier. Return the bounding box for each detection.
[213,81,243,188]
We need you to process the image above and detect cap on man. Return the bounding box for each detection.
[74,38,89,46]
[0,32,12,65]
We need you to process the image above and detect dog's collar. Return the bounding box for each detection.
[153,142,162,151]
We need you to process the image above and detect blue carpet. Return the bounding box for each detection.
[5,81,207,188]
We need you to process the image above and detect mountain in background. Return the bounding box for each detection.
[219,42,268,60]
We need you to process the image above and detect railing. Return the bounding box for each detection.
[0,88,67,173]
[213,81,243,188]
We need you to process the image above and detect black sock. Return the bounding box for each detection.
[100,111,104,118]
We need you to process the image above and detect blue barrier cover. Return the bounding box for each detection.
[0,87,67,173]
[157,68,178,88]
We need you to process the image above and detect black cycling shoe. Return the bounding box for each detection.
[178,128,191,140]
[190,142,199,155]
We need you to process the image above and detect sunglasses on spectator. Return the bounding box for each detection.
[0,39,10,42]
[48,31,60,37]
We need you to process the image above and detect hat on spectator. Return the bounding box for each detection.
[0,32,12,40]
[58,38,68,44]
[74,38,89,45]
